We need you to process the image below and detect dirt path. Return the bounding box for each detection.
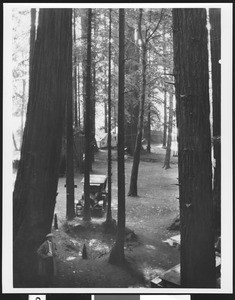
[52,144,180,288]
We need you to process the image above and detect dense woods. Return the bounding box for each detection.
[8,5,229,289]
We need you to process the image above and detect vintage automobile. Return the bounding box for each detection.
[76,174,108,217]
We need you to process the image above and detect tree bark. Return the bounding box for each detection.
[209,8,221,235]
[128,9,147,197]
[83,9,92,221]
[109,9,126,265]
[173,8,216,287]
[13,9,72,287]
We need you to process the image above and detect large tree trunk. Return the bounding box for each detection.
[83,9,92,221]
[163,85,173,169]
[13,9,72,287]
[109,8,126,265]
[209,8,221,236]
[173,8,216,287]
[128,9,147,197]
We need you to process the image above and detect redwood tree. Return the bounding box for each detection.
[83,8,92,221]
[13,9,72,287]
[109,8,126,265]
[106,8,113,225]
[173,8,216,287]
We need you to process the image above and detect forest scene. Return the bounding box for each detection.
[4,3,232,291]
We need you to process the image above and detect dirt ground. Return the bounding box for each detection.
[51,144,180,288]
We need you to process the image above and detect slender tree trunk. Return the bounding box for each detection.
[109,9,125,265]
[66,12,75,219]
[209,8,221,235]
[73,10,78,128]
[163,85,173,169]
[81,10,87,131]
[146,101,151,153]
[106,9,113,224]
[91,12,97,164]
[173,8,216,287]
[163,84,167,147]
[83,9,92,221]
[13,9,72,287]
[77,60,81,128]
[128,9,147,197]
[162,23,167,148]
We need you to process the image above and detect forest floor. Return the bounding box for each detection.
[51,143,180,289]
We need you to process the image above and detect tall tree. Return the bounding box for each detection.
[83,8,92,221]
[209,8,221,235]
[13,9,72,287]
[105,9,113,225]
[173,8,216,287]
[128,9,164,196]
[109,8,126,265]
[73,10,78,128]
[66,10,76,219]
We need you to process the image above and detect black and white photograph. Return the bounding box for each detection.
[2,2,233,294]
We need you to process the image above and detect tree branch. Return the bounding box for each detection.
[146,9,165,42]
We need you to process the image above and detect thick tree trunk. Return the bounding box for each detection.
[173,8,216,287]
[109,9,125,265]
[163,86,173,169]
[13,9,72,287]
[83,9,92,221]
[209,8,221,235]
[128,9,147,197]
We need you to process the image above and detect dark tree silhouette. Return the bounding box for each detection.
[105,8,114,226]
[13,9,72,287]
[173,8,216,287]
[109,8,126,265]
[83,8,92,221]
[66,14,75,219]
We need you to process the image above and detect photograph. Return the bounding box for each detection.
[2,2,233,294]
